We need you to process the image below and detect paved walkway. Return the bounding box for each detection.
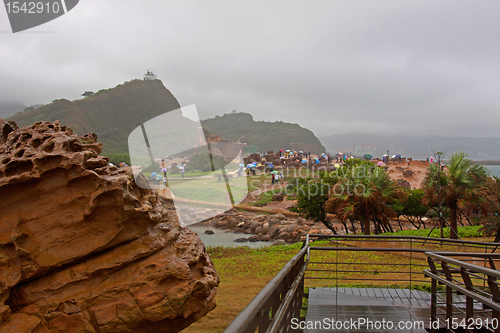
[304,287,430,332]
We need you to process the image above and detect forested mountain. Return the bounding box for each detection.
[8,79,181,156]
[201,112,325,154]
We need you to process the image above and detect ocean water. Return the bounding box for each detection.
[485,165,500,177]
[187,224,270,248]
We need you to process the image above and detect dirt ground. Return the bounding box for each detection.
[383,159,429,189]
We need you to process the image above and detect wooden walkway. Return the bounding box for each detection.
[304,287,431,332]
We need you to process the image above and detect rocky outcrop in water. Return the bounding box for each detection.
[209,210,335,244]
[0,120,218,333]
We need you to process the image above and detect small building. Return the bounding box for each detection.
[143,69,157,80]
[353,143,377,155]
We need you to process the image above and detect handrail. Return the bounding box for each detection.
[265,258,308,333]
[423,269,500,312]
[427,252,500,279]
[424,251,500,332]
[307,234,499,248]
[223,234,500,333]
[223,237,310,333]
[310,246,428,252]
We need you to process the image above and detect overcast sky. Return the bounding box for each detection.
[1,1,499,138]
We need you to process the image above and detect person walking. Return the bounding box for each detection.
[161,159,167,177]
[151,171,157,188]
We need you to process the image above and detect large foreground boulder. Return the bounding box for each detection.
[0,120,219,333]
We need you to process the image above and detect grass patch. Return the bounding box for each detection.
[381,225,483,238]
[249,188,285,207]
[165,177,250,204]
[184,244,300,333]
[167,171,213,178]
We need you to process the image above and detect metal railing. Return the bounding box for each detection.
[305,235,499,288]
[224,234,499,333]
[223,238,309,333]
[425,252,500,333]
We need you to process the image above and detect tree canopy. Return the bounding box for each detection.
[422,152,498,239]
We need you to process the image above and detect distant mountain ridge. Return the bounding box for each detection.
[321,132,500,160]
[201,112,326,154]
[8,79,181,156]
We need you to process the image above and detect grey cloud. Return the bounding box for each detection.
[0,1,499,139]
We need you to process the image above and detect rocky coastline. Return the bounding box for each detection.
[202,210,336,245]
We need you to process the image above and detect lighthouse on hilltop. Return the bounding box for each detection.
[143,69,158,80]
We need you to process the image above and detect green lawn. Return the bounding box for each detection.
[381,225,483,238]
[168,177,250,204]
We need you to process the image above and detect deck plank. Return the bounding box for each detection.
[305,288,430,332]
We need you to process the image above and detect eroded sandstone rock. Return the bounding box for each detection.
[0,120,218,333]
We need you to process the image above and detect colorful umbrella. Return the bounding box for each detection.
[271,170,278,174]
[377,161,384,166]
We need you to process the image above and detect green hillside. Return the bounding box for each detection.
[8,80,325,158]
[201,112,326,154]
[8,79,181,156]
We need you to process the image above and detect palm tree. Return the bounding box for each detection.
[422,152,498,239]
[325,165,404,235]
